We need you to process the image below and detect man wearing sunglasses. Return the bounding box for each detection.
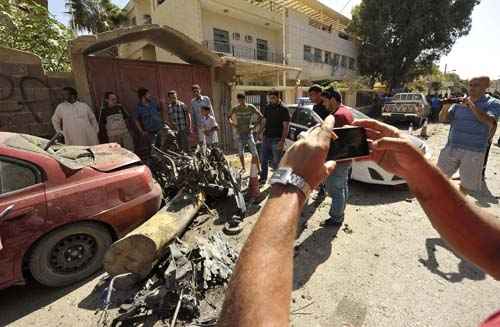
[438,76,500,193]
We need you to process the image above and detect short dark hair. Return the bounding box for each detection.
[269,90,280,98]
[192,84,201,91]
[237,93,245,100]
[167,90,177,96]
[104,91,115,100]
[63,87,77,96]
[137,87,148,99]
[201,105,211,112]
[308,85,322,93]
[321,87,342,103]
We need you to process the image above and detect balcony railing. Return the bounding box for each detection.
[203,40,284,64]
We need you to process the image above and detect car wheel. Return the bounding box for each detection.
[412,117,424,128]
[29,222,112,287]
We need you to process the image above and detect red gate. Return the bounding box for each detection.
[86,56,212,116]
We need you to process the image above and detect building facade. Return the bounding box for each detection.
[120,0,359,105]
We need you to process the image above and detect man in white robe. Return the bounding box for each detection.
[51,87,99,146]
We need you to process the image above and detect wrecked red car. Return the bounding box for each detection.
[0,133,162,289]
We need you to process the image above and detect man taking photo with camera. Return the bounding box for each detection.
[438,76,500,193]
[217,116,500,327]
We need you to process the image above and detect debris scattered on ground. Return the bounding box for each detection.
[342,224,353,234]
[98,232,237,326]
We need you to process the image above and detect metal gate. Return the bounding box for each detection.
[86,56,212,117]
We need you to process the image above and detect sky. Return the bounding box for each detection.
[49,0,500,80]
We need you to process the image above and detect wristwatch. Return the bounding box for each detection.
[270,167,312,198]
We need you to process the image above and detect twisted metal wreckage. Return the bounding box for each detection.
[97,127,250,326]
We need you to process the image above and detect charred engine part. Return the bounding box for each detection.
[109,233,237,326]
[149,142,246,219]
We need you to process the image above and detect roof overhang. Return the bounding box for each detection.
[223,56,302,80]
[77,24,222,67]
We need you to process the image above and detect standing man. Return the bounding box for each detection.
[51,87,99,146]
[99,91,134,151]
[191,84,214,144]
[308,84,330,119]
[229,93,263,172]
[133,88,164,159]
[165,90,191,153]
[259,91,290,183]
[320,88,353,227]
[309,84,330,198]
[438,77,500,193]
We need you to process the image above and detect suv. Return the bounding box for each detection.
[382,93,430,127]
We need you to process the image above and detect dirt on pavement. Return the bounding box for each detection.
[1,122,500,327]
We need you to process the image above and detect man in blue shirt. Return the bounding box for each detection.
[133,87,164,160]
[438,77,500,193]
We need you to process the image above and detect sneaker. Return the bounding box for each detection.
[312,188,326,201]
[320,218,343,227]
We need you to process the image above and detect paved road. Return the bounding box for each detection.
[1,123,500,327]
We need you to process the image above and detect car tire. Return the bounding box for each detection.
[28,222,112,287]
[412,117,423,128]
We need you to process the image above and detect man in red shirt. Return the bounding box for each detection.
[320,88,354,226]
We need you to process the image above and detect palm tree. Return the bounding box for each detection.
[66,0,127,34]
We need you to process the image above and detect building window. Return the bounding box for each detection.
[333,53,340,66]
[314,48,322,63]
[341,55,348,68]
[338,32,350,41]
[324,51,331,64]
[213,28,230,53]
[256,39,269,61]
[232,32,240,41]
[131,16,136,25]
[158,0,165,5]
[143,15,152,24]
[349,57,356,70]
[244,35,253,43]
[304,45,313,62]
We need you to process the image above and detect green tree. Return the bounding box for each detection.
[349,0,479,91]
[0,0,72,72]
[66,0,127,34]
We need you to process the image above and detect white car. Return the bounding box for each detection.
[285,104,432,186]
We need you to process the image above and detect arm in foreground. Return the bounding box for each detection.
[218,117,337,327]
[353,119,500,280]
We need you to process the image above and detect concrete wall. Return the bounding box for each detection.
[286,9,358,81]
[0,48,75,138]
[150,0,204,64]
[201,8,282,56]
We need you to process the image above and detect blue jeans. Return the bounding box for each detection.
[326,163,351,222]
[260,137,282,181]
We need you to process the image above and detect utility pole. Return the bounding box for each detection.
[282,7,287,100]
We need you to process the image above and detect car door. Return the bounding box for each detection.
[285,107,320,149]
[0,156,47,286]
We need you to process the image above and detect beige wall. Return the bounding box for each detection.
[151,0,203,64]
[202,8,282,56]
[286,10,358,81]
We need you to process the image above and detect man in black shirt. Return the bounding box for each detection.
[308,85,329,198]
[99,92,134,151]
[259,91,290,183]
[309,84,330,119]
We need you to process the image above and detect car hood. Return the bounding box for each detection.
[4,134,141,171]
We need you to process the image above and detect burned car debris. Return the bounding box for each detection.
[99,232,237,326]
[149,127,247,226]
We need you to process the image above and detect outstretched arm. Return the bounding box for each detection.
[353,119,500,280]
[219,117,337,327]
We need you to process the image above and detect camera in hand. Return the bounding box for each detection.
[442,97,464,105]
[326,126,370,161]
